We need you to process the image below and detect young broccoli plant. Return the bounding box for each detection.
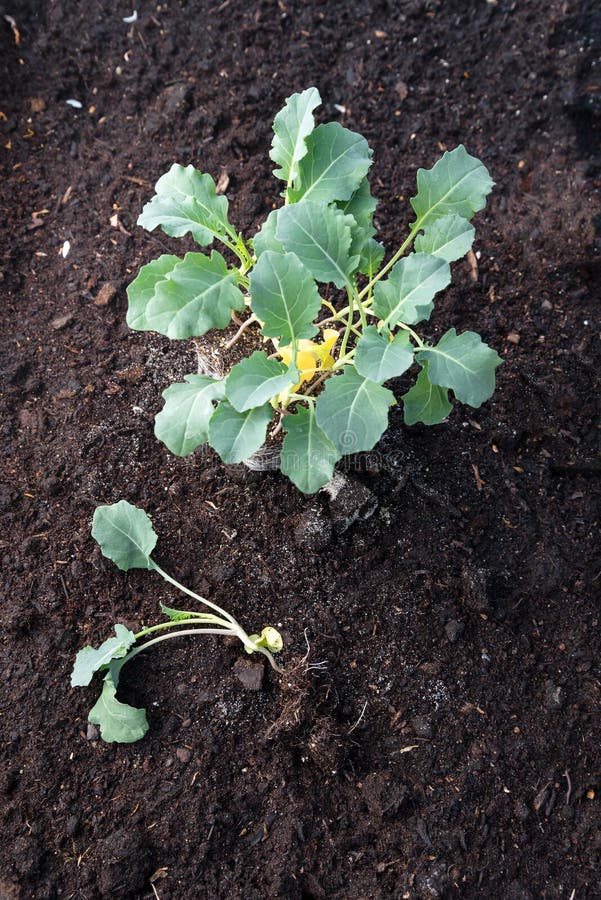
[127,87,502,494]
[71,500,282,743]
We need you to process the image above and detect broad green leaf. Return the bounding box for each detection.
[154,375,225,456]
[127,251,244,339]
[359,238,385,278]
[225,351,298,413]
[208,400,273,464]
[138,164,233,245]
[88,664,148,744]
[126,255,182,320]
[337,178,382,275]
[338,178,377,238]
[417,328,502,407]
[289,123,373,204]
[71,625,136,688]
[414,213,475,262]
[281,405,340,494]
[354,326,415,383]
[92,500,157,571]
[276,201,358,288]
[373,253,451,327]
[402,362,452,425]
[411,145,494,229]
[252,209,284,257]
[270,87,321,186]
[249,250,321,346]
[315,367,394,454]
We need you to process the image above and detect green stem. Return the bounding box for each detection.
[150,561,238,627]
[121,628,237,667]
[340,285,355,359]
[129,627,282,672]
[332,350,356,369]
[357,221,422,302]
[320,221,424,329]
[395,321,425,348]
[134,615,232,642]
[148,562,282,670]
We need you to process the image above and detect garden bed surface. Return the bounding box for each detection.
[0,1,600,897]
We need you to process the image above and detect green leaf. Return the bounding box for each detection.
[225,351,298,413]
[289,123,373,204]
[270,87,321,186]
[208,400,273,464]
[126,255,182,322]
[354,326,415,383]
[252,209,284,257]
[411,145,494,229]
[417,328,503,407]
[249,250,321,346]
[160,603,192,622]
[88,664,148,744]
[126,250,244,339]
[315,367,394,455]
[92,500,157,571]
[281,405,340,494]
[276,201,358,288]
[402,362,453,425]
[359,238,385,278]
[338,179,385,276]
[414,213,475,262]
[138,164,233,246]
[71,625,136,688]
[154,375,225,456]
[338,177,377,235]
[372,253,451,327]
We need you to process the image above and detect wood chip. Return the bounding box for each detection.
[472,464,485,490]
[215,170,230,194]
[94,282,117,306]
[467,249,478,282]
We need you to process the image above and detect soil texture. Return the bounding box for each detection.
[1,1,600,897]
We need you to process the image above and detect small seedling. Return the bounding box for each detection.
[127,87,502,493]
[71,500,282,743]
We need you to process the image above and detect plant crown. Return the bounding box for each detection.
[72,500,282,743]
[127,87,501,493]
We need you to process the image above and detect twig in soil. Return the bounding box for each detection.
[347,700,368,734]
[59,574,70,601]
[563,769,572,805]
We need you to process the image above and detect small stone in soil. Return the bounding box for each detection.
[86,723,99,741]
[234,658,264,691]
[411,715,433,739]
[96,827,151,897]
[293,506,333,551]
[321,473,378,532]
[176,748,192,764]
[445,619,465,643]
[50,313,74,330]
[544,680,564,709]
[461,565,490,611]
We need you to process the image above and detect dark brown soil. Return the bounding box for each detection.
[1,1,600,898]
